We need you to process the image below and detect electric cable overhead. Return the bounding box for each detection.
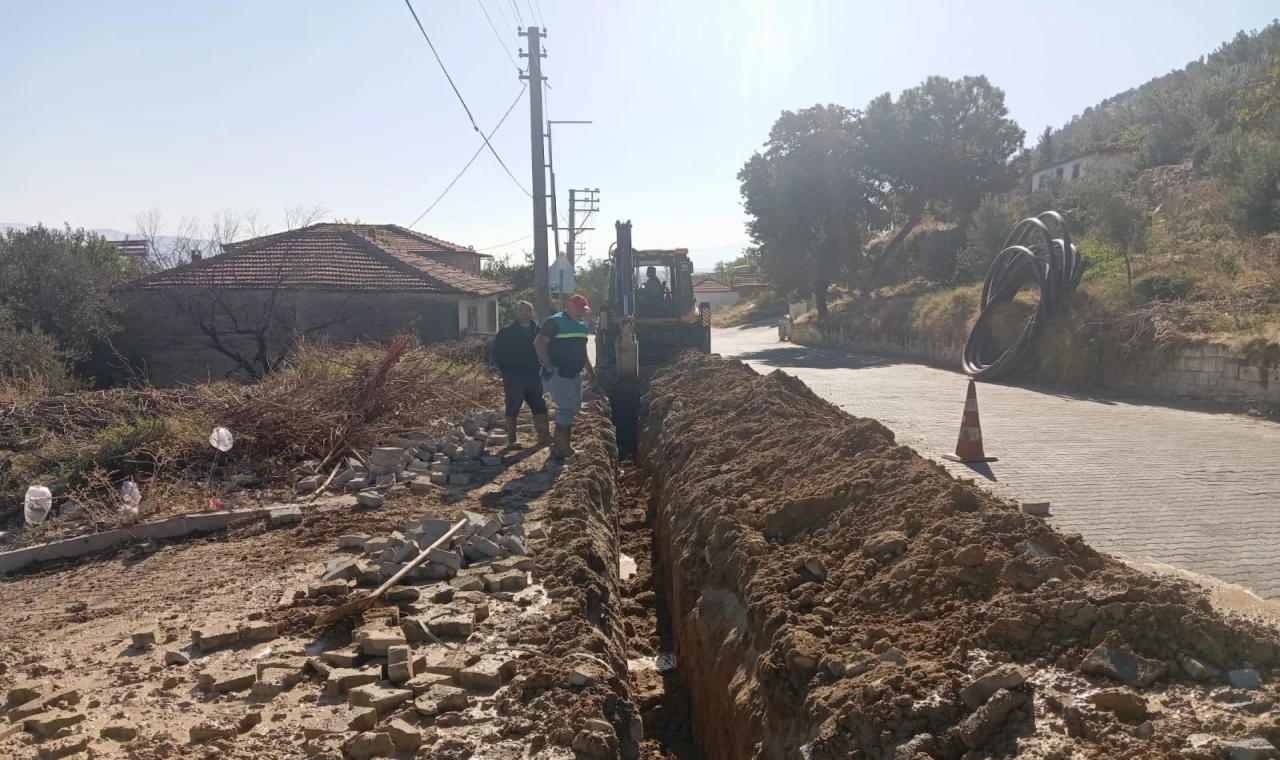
[508,0,524,27]
[475,0,520,69]
[533,0,547,28]
[402,0,531,198]
[408,84,528,228]
[525,0,540,28]
[478,233,533,251]
[491,0,515,38]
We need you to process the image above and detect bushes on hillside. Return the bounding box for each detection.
[1225,138,1280,235]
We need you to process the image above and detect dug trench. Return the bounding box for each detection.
[625,352,1280,760]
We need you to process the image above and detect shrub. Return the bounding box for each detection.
[958,195,1020,282]
[1135,273,1197,302]
[0,312,74,394]
[1226,138,1280,234]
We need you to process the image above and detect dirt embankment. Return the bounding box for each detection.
[638,352,1280,759]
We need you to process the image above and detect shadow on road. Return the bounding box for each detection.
[732,345,900,371]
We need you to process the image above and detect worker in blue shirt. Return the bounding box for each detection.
[534,294,591,458]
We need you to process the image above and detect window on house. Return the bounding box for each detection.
[487,300,497,332]
[1072,163,1081,179]
[1055,166,1064,179]
[466,306,478,334]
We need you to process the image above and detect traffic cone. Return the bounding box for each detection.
[943,379,998,463]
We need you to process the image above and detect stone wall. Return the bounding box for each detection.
[791,320,1280,405]
[106,289,461,386]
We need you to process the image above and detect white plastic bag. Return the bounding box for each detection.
[120,480,142,508]
[209,427,234,452]
[24,486,52,525]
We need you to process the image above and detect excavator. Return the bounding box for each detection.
[594,221,712,454]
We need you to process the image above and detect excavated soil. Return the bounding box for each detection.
[637,352,1280,760]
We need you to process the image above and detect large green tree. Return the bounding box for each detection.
[739,104,882,318]
[0,225,139,360]
[858,75,1025,294]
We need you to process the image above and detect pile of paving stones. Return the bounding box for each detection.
[295,409,530,504]
[318,509,546,588]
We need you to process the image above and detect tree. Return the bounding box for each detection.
[739,104,882,318]
[132,204,326,270]
[858,75,1025,294]
[1037,126,1055,166]
[1075,174,1151,286]
[0,225,139,360]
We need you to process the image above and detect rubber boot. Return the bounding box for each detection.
[532,413,553,446]
[551,424,576,459]
[505,416,521,449]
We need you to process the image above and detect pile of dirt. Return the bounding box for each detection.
[504,401,644,757]
[638,352,1280,759]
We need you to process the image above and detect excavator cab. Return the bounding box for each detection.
[595,221,711,384]
[596,221,711,458]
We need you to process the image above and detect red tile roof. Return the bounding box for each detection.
[119,225,508,296]
[692,274,733,293]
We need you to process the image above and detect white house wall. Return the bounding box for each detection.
[696,290,742,308]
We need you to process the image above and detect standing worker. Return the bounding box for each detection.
[535,294,591,458]
[492,301,552,447]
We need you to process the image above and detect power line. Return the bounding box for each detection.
[533,0,547,28]
[525,0,540,28]
[402,0,530,197]
[507,0,523,27]
[475,0,519,69]
[408,85,527,228]
[478,233,532,251]
[491,0,515,37]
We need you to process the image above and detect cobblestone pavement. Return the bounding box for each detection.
[714,325,1280,598]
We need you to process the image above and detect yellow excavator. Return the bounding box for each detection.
[593,221,711,454]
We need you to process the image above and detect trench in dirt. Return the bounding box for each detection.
[616,463,699,760]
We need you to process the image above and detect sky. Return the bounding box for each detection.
[2,1,1276,271]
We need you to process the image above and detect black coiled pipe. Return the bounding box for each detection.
[961,211,1084,381]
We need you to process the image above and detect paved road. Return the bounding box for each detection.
[714,325,1280,598]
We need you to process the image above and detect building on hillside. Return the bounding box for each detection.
[692,274,739,308]
[1030,146,1136,191]
[107,223,508,386]
[692,271,769,308]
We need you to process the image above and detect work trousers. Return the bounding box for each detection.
[502,373,548,417]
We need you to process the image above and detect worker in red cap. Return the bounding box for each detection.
[534,293,591,458]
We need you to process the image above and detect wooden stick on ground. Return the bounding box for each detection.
[316,519,467,626]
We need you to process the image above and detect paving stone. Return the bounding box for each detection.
[448,473,472,486]
[403,672,454,696]
[202,669,256,693]
[324,668,381,697]
[321,557,361,582]
[320,649,362,668]
[485,569,529,592]
[240,620,278,643]
[301,705,378,739]
[450,575,484,592]
[386,718,423,751]
[527,521,548,540]
[387,646,415,684]
[164,650,190,666]
[270,505,304,527]
[193,625,240,652]
[499,511,525,526]
[479,517,503,539]
[347,682,414,714]
[356,492,385,509]
[346,477,369,491]
[463,536,502,562]
[499,534,527,555]
[7,683,45,707]
[28,709,86,737]
[361,631,407,657]
[1230,669,1263,690]
[428,547,462,570]
[130,630,156,648]
[1229,738,1278,760]
[309,580,350,598]
[415,684,469,715]
[457,654,517,690]
[297,475,323,493]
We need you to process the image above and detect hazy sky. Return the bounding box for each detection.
[2,1,1275,269]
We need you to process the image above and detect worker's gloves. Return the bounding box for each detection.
[540,364,554,382]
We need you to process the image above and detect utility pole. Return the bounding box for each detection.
[520,26,549,319]
[546,120,592,259]
[566,188,599,265]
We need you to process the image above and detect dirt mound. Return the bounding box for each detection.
[638,353,1280,759]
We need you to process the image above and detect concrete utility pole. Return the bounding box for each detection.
[520,26,550,319]
[567,188,599,265]
[546,120,592,259]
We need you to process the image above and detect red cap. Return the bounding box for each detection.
[567,294,590,309]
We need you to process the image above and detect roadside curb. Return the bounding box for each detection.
[0,499,346,576]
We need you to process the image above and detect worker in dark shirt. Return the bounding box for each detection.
[640,266,665,315]
[491,300,551,447]
[534,294,591,458]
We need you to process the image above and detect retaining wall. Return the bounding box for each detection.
[791,321,1280,405]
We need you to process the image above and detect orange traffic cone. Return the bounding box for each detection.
[943,379,998,463]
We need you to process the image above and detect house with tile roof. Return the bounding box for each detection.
[692,270,769,308]
[108,224,509,385]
